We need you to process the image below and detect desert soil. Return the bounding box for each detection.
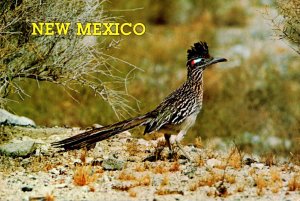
[0,126,299,201]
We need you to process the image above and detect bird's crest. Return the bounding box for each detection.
[187,42,210,61]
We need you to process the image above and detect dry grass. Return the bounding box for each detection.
[160,175,169,187]
[270,167,281,182]
[153,163,168,174]
[261,153,277,166]
[118,171,136,181]
[228,147,243,169]
[194,137,204,148]
[128,188,137,197]
[45,193,55,201]
[254,174,267,196]
[126,141,140,156]
[134,164,146,172]
[196,155,205,167]
[189,170,224,192]
[288,174,300,191]
[225,174,236,184]
[138,174,151,186]
[89,185,96,192]
[236,184,245,193]
[169,162,180,172]
[155,188,184,195]
[270,167,283,193]
[112,173,151,192]
[73,166,97,186]
[80,149,87,164]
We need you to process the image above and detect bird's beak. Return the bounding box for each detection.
[208,57,227,66]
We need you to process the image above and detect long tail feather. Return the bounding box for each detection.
[51,115,149,150]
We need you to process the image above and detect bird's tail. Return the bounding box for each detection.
[51,115,150,150]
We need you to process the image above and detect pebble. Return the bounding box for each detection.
[21,186,33,192]
[251,163,265,169]
[102,158,124,170]
[206,158,222,168]
[0,109,36,127]
[0,141,37,157]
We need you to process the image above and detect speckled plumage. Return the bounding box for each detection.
[52,42,226,151]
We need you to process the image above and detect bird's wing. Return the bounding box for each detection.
[144,86,198,134]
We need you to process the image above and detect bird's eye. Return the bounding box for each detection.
[191,58,203,65]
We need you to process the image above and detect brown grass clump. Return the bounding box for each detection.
[288,174,300,191]
[169,162,180,172]
[80,149,87,164]
[254,174,267,196]
[261,153,276,166]
[112,183,136,191]
[126,141,140,156]
[134,164,146,172]
[128,188,137,197]
[160,175,169,187]
[236,184,245,193]
[139,174,151,186]
[118,171,136,181]
[269,167,282,193]
[153,163,168,174]
[228,147,242,169]
[270,167,281,182]
[189,183,198,191]
[196,155,205,167]
[112,173,151,192]
[155,188,184,195]
[225,175,236,184]
[194,137,204,148]
[95,167,104,174]
[189,171,224,192]
[248,168,256,176]
[44,163,55,172]
[89,185,96,192]
[45,193,55,201]
[73,166,97,186]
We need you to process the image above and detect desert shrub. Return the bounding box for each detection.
[0,0,139,118]
[273,0,300,54]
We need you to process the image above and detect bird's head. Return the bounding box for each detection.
[186,42,227,72]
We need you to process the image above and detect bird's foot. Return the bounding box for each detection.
[142,145,165,162]
[175,141,191,162]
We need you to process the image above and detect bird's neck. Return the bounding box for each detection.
[187,69,204,101]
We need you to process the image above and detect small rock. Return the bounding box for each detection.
[183,166,197,179]
[0,141,37,157]
[73,158,82,165]
[86,157,94,164]
[243,158,257,166]
[21,186,33,192]
[251,163,265,169]
[0,109,35,127]
[55,183,68,189]
[92,124,103,128]
[49,168,60,175]
[21,158,31,167]
[102,158,124,170]
[206,158,222,168]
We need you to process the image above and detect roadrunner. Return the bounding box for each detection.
[52,42,227,158]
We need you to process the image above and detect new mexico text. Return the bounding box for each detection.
[31,22,146,36]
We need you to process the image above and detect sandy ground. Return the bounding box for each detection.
[0,126,299,201]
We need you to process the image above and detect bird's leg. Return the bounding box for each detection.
[164,134,172,151]
[164,134,175,159]
[170,132,191,161]
[175,140,191,161]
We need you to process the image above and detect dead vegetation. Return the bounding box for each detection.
[288,174,300,191]
[73,165,98,186]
